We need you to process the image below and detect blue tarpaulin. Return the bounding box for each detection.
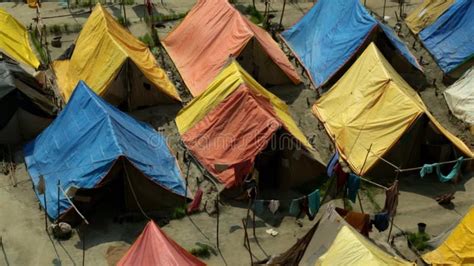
[419,0,474,73]
[24,81,186,219]
[281,0,421,87]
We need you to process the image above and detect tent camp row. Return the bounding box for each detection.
[406,0,473,77]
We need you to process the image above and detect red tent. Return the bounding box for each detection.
[117,221,206,266]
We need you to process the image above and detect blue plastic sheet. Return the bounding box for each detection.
[419,0,474,73]
[24,81,186,219]
[281,0,421,87]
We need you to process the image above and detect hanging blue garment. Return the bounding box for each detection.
[346,174,360,203]
[436,157,463,183]
[420,163,435,177]
[326,151,339,177]
[252,200,265,215]
[289,199,301,217]
[373,211,390,232]
[308,189,320,216]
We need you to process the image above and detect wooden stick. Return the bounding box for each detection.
[357,191,364,213]
[279,0,286,29]
[216,193,220,249]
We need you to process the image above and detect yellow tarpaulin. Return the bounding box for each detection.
[176,60,311,150]
[53,3,179,103]
[313,43,472,175]
[0,8,40,69]
[316,225,413,266]
[406,0,454,34]
[423,207,474,265]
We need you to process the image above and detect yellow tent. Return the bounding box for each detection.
[0,8,40,69]
[317,225,413,266]
[313,43,472,176]
[423,206,474,265]
[405,0,454,34]
[53,4,180,108]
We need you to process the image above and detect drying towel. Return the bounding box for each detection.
[326,151,339,177]
[308,189,320,216]
[346,174,360,203]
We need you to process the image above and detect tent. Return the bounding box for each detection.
[422,206,474,265]
[267,205,414,265]
[0,57,55,144]
[162,0,300,97]
[444,68,474,134]
[0,8,40,69]
[118,220,205,266]
[176,61,324,189]
[313,43,472,177]
[419,0,474,75]
[53,4,180,109]
[24,81,186,221]
[405,0,455,34]
[281,0,422,89]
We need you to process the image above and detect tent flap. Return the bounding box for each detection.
[0,8,40,68]
[118,221,205,266]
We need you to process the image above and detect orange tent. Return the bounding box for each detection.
[118,221,205,266]
[163,0,300,97]
[176,61,324,188]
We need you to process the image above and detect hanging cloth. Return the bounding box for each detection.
[268,200,280,214]
[335,207,371,236]
[335,163,348,192]
[383,180,399,217]
[326,151,339,177]
[308,189,320,216]
[346,174,360,203]
[289,198,301,216]
[372,211,390,232]
[436,157,463,183]
[187,188,203,214]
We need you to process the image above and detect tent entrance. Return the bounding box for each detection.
[254,130,325,200]
[60,158,184,225]
[103,60,177,111]
[237,38,292,88]
[367,115,465,179]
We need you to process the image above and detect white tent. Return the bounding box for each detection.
[444,68,474,134]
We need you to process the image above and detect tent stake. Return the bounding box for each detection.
[382,0,387,23]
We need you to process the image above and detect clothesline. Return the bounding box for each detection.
[359,176,389,190]
[362,145,472,174]
[396,157,473,173]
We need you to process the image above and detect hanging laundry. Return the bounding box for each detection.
[335,207,371,236]
[187,188,203,214]
[436,157,463,183]
[335,163,348,192]
[289,199,301,216]
[299,196,316,221]
[419,157,463,183]
[326,151,339,177]
[252,200,265,215]
[346,174,360,203]
[268,200,280,214]
[383,180,399,217]
[308,189,320,216]
[372,211,390,232]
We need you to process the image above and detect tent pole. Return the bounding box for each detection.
[382,0,387,23]
[216,194,220,249]
[279,0,286,29]
[57,179,60,222]
[82,227,85,266]
[44,190,48,232]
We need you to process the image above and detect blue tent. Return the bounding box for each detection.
[281,0,422,88]
[24,81,186,219]
[419,0,474,74]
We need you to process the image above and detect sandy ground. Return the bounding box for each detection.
[0,0,473,265]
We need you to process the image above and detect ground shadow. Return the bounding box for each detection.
[267,83,304,105]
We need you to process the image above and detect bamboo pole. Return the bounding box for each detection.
[279,0,286,29]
